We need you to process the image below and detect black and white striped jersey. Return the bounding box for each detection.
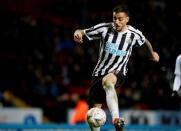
[83,22,146,76]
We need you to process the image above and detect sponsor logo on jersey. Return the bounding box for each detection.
[105,42,127,56]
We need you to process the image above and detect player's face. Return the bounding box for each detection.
[113,12,129,32]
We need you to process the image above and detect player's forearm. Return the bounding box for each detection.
[144,39,156,60]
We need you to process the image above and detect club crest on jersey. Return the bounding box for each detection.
[126,39,132,45]
[107,33,113,37]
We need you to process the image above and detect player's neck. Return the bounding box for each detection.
[117,25,128,33]
[121,25,128,32]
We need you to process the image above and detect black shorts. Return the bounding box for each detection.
[87,73,126,107]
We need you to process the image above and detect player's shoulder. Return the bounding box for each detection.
[91,22,112,30]
[128,25,143,34]
[95,22,112,27]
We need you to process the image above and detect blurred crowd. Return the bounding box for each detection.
[0,0,181,123]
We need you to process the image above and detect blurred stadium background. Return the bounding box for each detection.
[0,0,181,130]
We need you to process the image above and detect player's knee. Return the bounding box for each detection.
[102,80,113,88]
[102,73,117,87]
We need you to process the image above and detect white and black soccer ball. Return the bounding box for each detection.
[86,107,106,127]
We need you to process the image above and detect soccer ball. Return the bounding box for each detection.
[86,107,106,127]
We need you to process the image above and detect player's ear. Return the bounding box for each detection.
[126,16,129,23]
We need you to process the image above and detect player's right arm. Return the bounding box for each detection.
[74,29,84,44]
[74,23,107,44]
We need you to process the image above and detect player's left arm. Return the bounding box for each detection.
[144,39,159,62]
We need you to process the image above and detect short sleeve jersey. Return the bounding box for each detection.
[83,22,145,76]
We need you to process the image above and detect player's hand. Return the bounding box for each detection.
[74,29,84,44]
[151,51,159,62]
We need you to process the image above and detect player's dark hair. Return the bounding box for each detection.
[113,4,130,16]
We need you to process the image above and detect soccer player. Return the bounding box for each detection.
[172,54,181,95]
[73,4,159,131]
